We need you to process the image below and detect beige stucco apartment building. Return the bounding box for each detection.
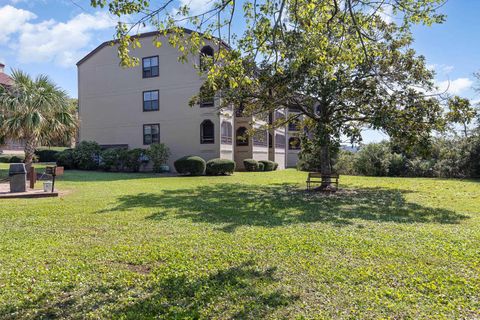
[77,31,297,171]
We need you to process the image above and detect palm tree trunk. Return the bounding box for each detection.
[23,137,37,171]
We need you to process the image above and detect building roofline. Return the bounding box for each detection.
[76,28,230,67]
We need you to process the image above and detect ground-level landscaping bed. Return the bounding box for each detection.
[0,165,478,318]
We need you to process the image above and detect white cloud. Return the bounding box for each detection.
[427,64,454,75]
[0,5,36,42]
[16,11,116,66]
[436,78,473,95]
[179,0,214,15]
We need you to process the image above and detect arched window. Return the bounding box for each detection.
[221,121,233,144]
[200,46,214,71]
[200,120,215,144]
[236,127,249,146]
[288,137,301,150]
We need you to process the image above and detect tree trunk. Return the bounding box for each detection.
[23,137,37,172]
[313,127,337,192]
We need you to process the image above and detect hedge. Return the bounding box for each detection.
[257,162,265,171]
[35,148,61,162]
[206,158,235,175]
[174,155,206,175]
[0,155,26,163]
[259,160,276,171]
[243,159,259,171]
[273,162,279,170]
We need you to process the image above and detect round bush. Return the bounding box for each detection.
[243,159,259,172]
[174,155,206,175]
[0,155,12,163]
[206,158,236,176]
[273,162,279,170]
[259,160,275,171]
[9,155,25,163]
[257,162,265,171]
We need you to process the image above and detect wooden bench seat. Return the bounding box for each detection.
[306,172,339,190]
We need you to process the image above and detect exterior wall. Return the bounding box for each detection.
[78,34,231,171]
[286,150,300,168]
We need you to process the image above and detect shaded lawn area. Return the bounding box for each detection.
[0,166,479,319]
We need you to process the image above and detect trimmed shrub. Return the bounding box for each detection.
[56,149,75,169]
[124,148,144,172]
[243,159,259,172]
[206,158,235,175]
[35,149,61,163]
[174,155,206,175]
[257,162,265,171]
[146,143,171,173]
[73,141,101,170]
[100,148,125,171]
[0,155,12,163]
[273,162,279,170]
[9,155,25,163]
[259,160,275,171]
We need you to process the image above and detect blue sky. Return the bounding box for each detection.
[0,0,478,142]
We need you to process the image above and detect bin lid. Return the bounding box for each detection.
[9,163,26,175]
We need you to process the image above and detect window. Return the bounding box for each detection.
[275,133,286,148]
[221,121,233,144]
[200,46,214,71]
[143,124,160,145]
[142,56,159,78]
[236,127,248,146]
[200,120,215,144]
[200,86,215,108]
[288,137,301,150]
[253,130,268,147]
[143,90,159,111]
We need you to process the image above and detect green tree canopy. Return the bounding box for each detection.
[0,70,78,167]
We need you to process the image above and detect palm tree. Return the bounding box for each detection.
[0,70,77,168]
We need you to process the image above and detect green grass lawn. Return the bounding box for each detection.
[0,165,479,319]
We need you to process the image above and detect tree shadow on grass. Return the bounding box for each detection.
[1,261,297,319]
[98,184,469,231]
[113,261,297,319]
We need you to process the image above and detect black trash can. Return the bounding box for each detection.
[9,163,27,193]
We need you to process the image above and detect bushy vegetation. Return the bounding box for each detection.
[0,154,30,163]
[332,136,480,178]
[243,159,259,172]
[174,155,206,175]
[35,148,65,163]
[100,148,127,172]
[259,160,276,171]
[145,143,170,173]
[205,158,236,175]
[257,162,265,171]
[56,149,75,169]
